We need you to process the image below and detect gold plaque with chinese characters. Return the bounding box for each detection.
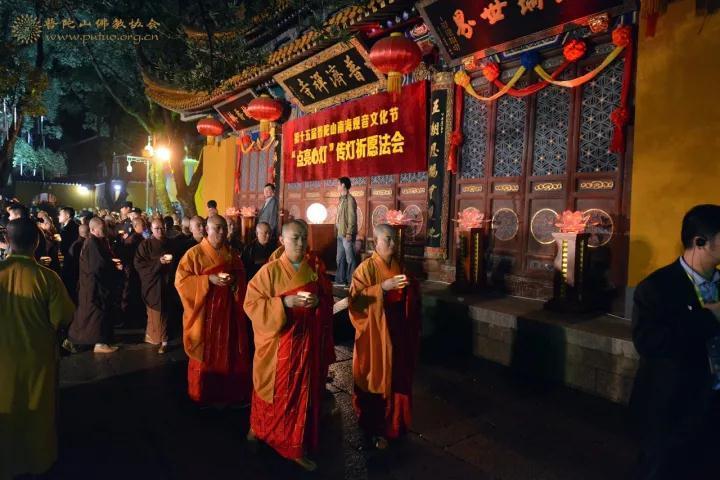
[273,37,386,113]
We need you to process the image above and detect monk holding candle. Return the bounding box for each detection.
[244,220,334,471]
[348,223,422,450]
[134,218,176,354]
[175,215,251,405]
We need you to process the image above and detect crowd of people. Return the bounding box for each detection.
[3,176,719,480]
[0,178,422,479]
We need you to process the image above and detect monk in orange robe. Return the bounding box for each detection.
[348,223,421,449]
[244,220,333,471]
[175,215,251,405]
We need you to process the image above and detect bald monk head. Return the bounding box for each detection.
[373,223,396,263]
[256,221,272,246]
[181,216,191,235]
[6,218,39,255]
[88,217,107,238]
[78,224,90,239]
[190,215,205,242]
[132,218,145,234]
[281,220,308,263]
[151,218,166,241]
[206,215,228,250]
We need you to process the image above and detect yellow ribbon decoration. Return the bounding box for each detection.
[533,45,625,88]
[454,66,527,102]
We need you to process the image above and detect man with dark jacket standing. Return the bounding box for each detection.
[58,206,79,292]
[630,204,720,480]
[334,176,357,288]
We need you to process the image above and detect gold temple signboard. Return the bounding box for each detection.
[273,38,386,113]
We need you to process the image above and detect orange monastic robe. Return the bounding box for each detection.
[243,255,333,460]
[175,238,251,404]
[267,245,284,262]
[348,252,421,439]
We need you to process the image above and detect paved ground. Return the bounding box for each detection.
[49,326,638,480]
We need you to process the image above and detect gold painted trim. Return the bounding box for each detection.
[288,193,301,199]
[461,184,484,193]
[305,191,320,198]
[371,188,392,196]
[400,187,426,195]
[273,37,386,113]
[533,182,563,192]
[494,183,520,193]
[578,179,614,191]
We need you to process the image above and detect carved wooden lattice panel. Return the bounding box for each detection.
[493,94,527,177]
[461,91,489,178]
[400,171,428,183]
[533,80,570,176]
[578,58,624,173]
[371,175,395,184]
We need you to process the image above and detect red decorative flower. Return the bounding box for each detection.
[457,208,485,231]
[563,39,587,62]
[612,25,632,48]
[386,210,408,226]
[610,107,629,127]
[482,62,500,82]
[555,210,590,234]
[237,134,253,149]
[240,206,257,217]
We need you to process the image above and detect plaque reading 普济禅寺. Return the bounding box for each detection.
[274,38,385,113]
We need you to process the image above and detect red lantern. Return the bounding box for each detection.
[369,32,422,95]
[243,95,283,136]
[197,116,224,144]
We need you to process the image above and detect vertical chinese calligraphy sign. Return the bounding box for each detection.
[426,73,454,252]
[416,0,631,65]
[213,89,259,131]
[273,37,386,113]
[282,80,428,183]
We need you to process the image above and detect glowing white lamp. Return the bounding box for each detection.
[155,146,171,162]
[306,203,328,224]
[77,185,89,195]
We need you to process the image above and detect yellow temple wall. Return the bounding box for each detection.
[627,0,720,286]
[197,137,236,216]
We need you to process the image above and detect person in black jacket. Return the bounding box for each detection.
[58,206,79,290]
[630,204,720,480]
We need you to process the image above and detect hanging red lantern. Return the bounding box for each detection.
[243,95,283,136]
[196,116,224,144]
[369,32,422,95]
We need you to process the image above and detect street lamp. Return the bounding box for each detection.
[125,155,152,213]
[155,145,171,162]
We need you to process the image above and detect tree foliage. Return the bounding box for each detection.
[13,139,68,178]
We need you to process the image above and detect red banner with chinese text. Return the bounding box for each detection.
[282,81,427,182]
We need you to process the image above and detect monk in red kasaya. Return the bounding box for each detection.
[244,220,334,471]
[175,215,251,405]
[348,223,422,450]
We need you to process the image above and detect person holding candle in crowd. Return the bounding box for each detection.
[348,223,421,450]
[243,220,334,471]
[134,218,177,354]
[66,217,123,353]
[175,215,251,405]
